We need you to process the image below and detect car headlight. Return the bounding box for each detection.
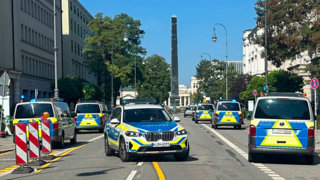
[176,129,187,136]
[125,131,142,137]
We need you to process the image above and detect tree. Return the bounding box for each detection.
[138,54,170,103]
[255,0,320,67]
[82,83,104,101]
[230,74,252,101]
[240,70,303,102]
[83,13,146,101]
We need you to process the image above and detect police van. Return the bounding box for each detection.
[74,101,108,133]
[212,100,243,129]
[13,98,77,148]
[193,103,214,124]
[248,92,315,164]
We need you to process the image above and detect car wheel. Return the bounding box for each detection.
[173,145,189,161]
[56,133,65,148]
[195,120,198,124]
[248,152,256,163]
[305,155,314,165]
[238,125,241,129]
[104,135,114,156]
[70,129,77,144]
[99,129,104,133]
[119,138,130,162]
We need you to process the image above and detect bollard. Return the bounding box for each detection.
[41,120,55,160]
[12,123,33,174]
[28,121,46,166]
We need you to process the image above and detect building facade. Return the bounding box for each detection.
[166,85,191,108]
[0,0,62,110]
[228,61,243,74]
[61,0,96,83]
[243,27,313,99]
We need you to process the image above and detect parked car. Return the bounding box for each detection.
[184,105,195,117]
[13,98,77,148]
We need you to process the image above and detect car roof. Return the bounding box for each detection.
[258,96,308,101]
[76,102,100,105]
[218,101,239,104]
[123,104,163,110]
[197,103,213,105]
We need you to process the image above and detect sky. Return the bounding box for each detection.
[79,0,258,87]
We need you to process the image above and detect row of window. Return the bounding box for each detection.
[70,1,90,25]
[21,54,54,79]
[70,18,89,39]
[20,0,54,29]
[71,40,84,57]
[21,24,54,54]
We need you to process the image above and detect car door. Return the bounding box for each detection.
[107,108,122,149]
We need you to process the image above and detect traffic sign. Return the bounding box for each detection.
[252,89,258,97]
[0,71,10,86]
[311,78,319,89]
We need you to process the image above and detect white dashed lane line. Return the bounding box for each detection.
[201,124,286,180]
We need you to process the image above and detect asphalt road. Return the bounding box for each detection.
[1,114,320,180]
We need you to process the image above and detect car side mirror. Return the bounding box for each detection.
[110,118,120,124]
[173,116,180,122]
[247,113,252,120]
[71,112,77,117]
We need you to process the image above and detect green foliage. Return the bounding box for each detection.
[255,0,320,67]
[57,77,103,104]
[138,54,170,104]
[83,13,146,101]
[240,70,303,102]
[82,83,104,101]
[230,74,252,102]
[192,92,203,103]
[196,59,239,100]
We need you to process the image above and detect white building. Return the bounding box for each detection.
[190,77,200,95]
[0,0,62,107]
[61,0,97,83]
[243,27,313,99]
[166,84,192,108]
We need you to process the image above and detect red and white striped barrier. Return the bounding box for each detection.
[41,120,51,154]
[14,123,28,165]
[28,122,40,159]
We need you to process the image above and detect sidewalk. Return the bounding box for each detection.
[0,135,14,153]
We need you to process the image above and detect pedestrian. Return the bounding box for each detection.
[4,115,12,135]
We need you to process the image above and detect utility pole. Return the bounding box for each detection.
[264,0,268,92]
[53,0,59,98]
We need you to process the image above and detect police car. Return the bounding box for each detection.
[248,92,315,164]
[212,100,243,129]
[74,101,108,133]
[13,98,77,148]
[104,104,189,162]
[193,103,214,124]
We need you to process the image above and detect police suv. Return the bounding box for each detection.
[248,92,315,164]
[104,104,189,162]
[212,100,243,129]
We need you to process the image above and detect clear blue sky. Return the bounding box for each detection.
[79,0,258,87]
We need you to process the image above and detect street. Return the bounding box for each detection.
[0,114,320,180]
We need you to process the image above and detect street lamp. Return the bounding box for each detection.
[123,33,137,97]
[200,53,211,61]
[53,0,59,98]
[212,23,228,99]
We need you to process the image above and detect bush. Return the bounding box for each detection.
[317,115,320,129]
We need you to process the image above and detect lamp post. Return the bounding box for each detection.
[212,23,228,99]
[264,0,268,92]
[123,33,137,97]
[53,0,59,98]
[200,53,211,61]
[110,43,114,108]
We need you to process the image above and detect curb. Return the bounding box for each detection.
[0,148,14,154]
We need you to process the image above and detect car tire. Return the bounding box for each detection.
[119,138,130,162]
[213,124,218,129]
[305,155,314,165]
[99,129,104,133]
[248,152,256,163]
[195,120,198,124]
[104,135,114,156]
[237,125,241,129]
[173,145,189,161]
[56,133,65,149]
[70,129,77,144]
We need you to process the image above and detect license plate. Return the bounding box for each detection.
[224,115,233,118]
[152,142,170,147]
[84,118,94,121]
[272,129,292,135]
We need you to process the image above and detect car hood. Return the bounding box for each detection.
[125,121,181,132]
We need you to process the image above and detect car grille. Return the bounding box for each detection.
[145,132,174,141]
[137,145,182,152]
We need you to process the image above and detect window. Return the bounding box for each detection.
[23,0,27,12]
[20,0,24,10]
[217,103,240,111]
[35,32,38,46]
[76,104,101,113]
[123,109,171,123]
[70,2,73,10]
[74,21,76,33]
[28,28,31,42]
[78,44,80,56]
[31,1,34,17]
[31,30,34,44]
[21,24,24,40]
[70,18,73,31]
[21,55,25,72]
[71,40,73,52]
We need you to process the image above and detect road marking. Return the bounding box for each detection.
[0,165,19,177]
[35,144,86,173]
[87,135,104,142]
[152,162,165,180]
[137,162,143,166]
[126,170,137,180]
[201,124,285,180]
[0,151,13,156]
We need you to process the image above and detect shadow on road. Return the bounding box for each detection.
[132,154,199,162]
[77,167,123,177]
[253,153,320,165]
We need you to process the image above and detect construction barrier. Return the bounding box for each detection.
[41,120,51,154]
[29,122,40,159]
[14,123,28,165]
[12,123,34,174]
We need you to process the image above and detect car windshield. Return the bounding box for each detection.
[124,108,171,123]
[197,105,213,111]
[217,103,240,111]
[76,104,101,113]
[254,99,310,120]
[15,103,54,118]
